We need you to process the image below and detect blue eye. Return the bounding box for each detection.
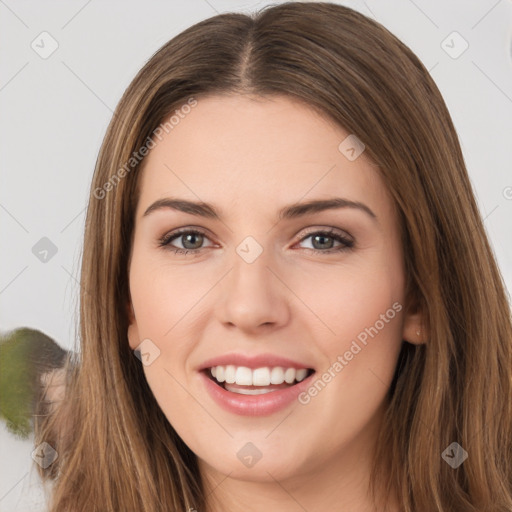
[298,229,354,252]
[158,229,212,255]
[158,228,354,255]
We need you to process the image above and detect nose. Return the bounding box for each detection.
[216,247,291,334]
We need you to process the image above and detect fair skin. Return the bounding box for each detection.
[127,94,424,512]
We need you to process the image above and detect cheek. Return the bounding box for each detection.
[128,246,220,391]
[128,258,202,422]
[302,260,403,344]
[289,270,404,452]
[297,248,405,391]
[129,248,206,343]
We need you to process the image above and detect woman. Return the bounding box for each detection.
[35,2,512,511]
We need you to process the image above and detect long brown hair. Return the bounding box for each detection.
[35,2,512,510]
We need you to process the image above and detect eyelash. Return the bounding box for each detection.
[158,227,354,256]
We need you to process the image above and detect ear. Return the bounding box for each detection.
[126,302,140,350]
[402,308,427,345]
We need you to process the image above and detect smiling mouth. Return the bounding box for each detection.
[203,365,315,395]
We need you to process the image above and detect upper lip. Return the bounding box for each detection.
[198,353,315,371]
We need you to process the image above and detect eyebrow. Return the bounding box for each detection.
[143,197,377,222]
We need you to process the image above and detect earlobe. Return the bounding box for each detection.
[402,310,427,345]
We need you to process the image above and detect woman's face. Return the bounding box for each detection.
[128,94,422,490]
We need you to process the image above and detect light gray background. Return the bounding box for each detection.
[1,0,511,510]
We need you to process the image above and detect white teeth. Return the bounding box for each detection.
[215,366,225,382]
[225,365,236,384]
[270,367,285,384]
[295,368,308,382]
[208,365,311,387]
[252,367,271,386]
[235,366,253,386]
[224,385,277,395]
[284,368,296,384]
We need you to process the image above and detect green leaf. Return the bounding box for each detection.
[0,328,67,439]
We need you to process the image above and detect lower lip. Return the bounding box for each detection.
[199,371,315,416]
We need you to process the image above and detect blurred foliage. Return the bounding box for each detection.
[0,328,67,438]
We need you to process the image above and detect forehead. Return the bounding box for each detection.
[136,94,392,220]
